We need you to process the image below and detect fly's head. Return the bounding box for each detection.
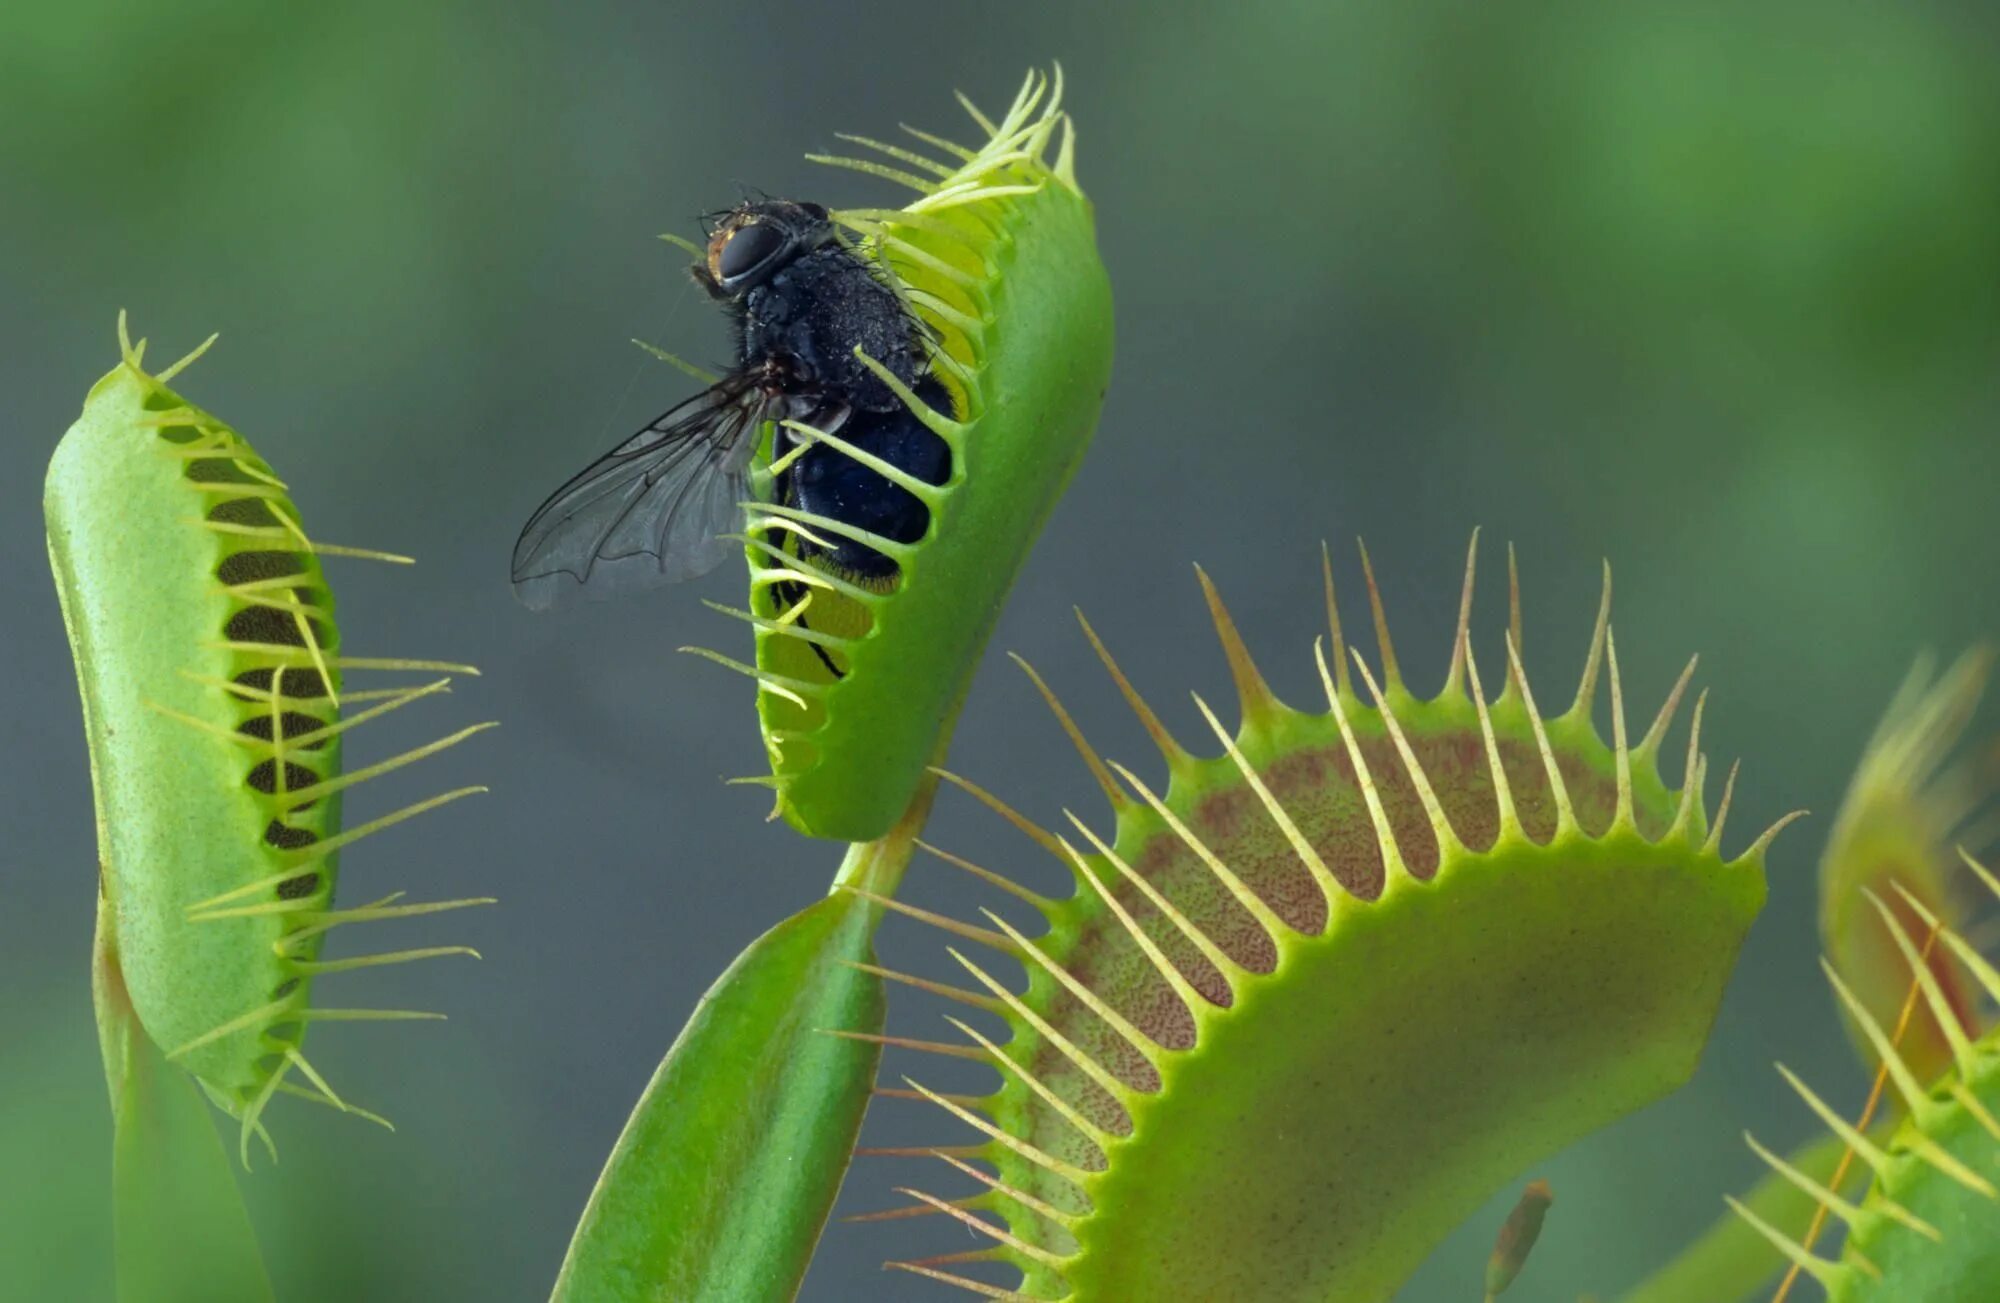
[694,199,836,299]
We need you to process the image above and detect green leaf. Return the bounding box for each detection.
[98,910,274,1303]
[551,888,886,1302]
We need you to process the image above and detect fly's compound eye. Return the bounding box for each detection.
[715,221,788,289]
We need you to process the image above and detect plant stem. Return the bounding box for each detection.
[96,906,274,1303]
[828,765,941,898]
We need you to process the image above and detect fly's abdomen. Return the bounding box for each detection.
[784,377,954,579]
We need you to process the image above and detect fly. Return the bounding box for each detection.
[511,198,953,679]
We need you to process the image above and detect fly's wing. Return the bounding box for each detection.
[511,377,770,610]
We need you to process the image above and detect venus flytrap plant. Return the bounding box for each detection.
[552,70,1112,1300]
[46,318,492,1296]
[696,68,1113,843]
[1676,652,2000,1303]
[1621,649,1996,1303]
[851,539,1797,1301]
[1731,850,2000,1301]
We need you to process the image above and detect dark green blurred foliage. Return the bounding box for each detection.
[2,2,1995,1299]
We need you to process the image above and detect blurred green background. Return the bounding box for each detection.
[3,1,1996,1299]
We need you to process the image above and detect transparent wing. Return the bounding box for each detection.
[511,379,770,610]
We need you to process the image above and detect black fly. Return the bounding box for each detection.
[510,199,953,663]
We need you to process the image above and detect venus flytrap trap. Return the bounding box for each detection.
[46,318,492,1295]
[1730,849,2000,1302]
[1818,649,1994,1086]
[850,538,1797,1301]
[1689,654,2000,1303]
[1621,648,1997,1303]
[710,68,1113,843]
[551,70,1111,1301]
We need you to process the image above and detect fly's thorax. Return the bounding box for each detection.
[746,246,926,411]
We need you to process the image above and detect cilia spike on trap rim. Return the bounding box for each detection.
[46,315,494,1163]
[847,537,1798,1300]
[509,68,1107,841]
